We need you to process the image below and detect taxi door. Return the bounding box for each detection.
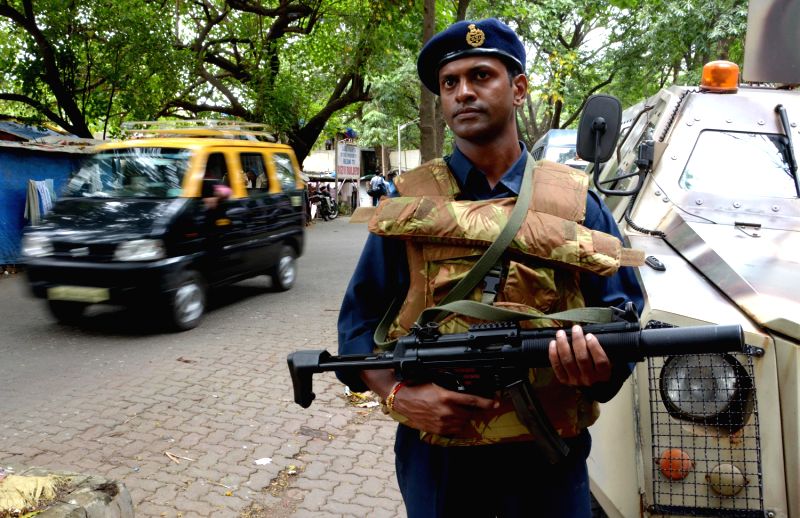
[200,150,254,284]
[265,150,306,224]
[238,150,283,272]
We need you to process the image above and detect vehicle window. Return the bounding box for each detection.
[241,153,268,192]
[544,145,578,164]
[206,153,230,186]
[65,148,190,198]
[679,130,796,197]
[272,153,297,191]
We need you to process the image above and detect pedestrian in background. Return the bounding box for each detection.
[386,171,398,196]
[368,172,387,206]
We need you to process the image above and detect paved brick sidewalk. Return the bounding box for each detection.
[1,219,406,517]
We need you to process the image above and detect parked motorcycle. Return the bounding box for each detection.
[309,185,338,221]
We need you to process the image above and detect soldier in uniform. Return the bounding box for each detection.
[337,18,643,517]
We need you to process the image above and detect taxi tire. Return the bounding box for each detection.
[47,300,87,324]
[270,245,297,291]
[165,270,206,331]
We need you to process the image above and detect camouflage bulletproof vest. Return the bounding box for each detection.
[369,158,640,447]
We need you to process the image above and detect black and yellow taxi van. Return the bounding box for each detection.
[21,123,306,330]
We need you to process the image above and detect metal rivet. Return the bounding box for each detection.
[791,122,797,128]
[695,199,704,205]
[758,120,765,125]
[662,197,670,203]
[694,116,701,121]
[654,190,662,196]
[766,512,776,518]
[686,121,694,126]
[671,155,678,160]
[726,119,733,123]
[733,201,742,208]
[772,205,780,212]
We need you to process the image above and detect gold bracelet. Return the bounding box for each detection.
[384,381,407,413]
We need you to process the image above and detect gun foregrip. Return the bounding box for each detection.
[287,350,331,408]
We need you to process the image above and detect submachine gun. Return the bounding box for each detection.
[287,305,746,462]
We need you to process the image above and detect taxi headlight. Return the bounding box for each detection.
[659,353,754,432]
[22,234,53,257]
[113,239,166,261]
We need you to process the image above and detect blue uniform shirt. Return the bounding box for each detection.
[337,144,644,401]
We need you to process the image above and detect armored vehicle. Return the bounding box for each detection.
[585,61,799,517]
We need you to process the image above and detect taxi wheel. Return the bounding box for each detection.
[47,300,87,324]
[270,245,297,291]
[166,271,206,331]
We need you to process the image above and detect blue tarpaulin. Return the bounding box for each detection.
[0,145,83,264]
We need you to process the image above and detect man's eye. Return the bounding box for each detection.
[442,78,456,88]
[476,71,489,79]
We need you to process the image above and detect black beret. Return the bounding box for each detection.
[417,18,526,95]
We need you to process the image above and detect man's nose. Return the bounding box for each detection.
[454,79,476,102]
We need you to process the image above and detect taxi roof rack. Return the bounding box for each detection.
[120,119,277,142]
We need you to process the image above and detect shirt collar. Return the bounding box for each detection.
[447,142,528,199]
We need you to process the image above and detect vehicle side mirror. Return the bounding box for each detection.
[577,94,621,164]
[577,94,645,197]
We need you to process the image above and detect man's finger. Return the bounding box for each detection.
[447,390,499,410]
[571,325,595,385]
[549,339,569,383]
[586,333,612,382]
[555,329,580,383]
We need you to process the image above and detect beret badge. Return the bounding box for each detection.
[465,23,485,47]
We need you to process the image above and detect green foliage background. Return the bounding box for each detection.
[0,0,749,156]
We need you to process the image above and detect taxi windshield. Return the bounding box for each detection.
[65,147,191,198]
[679,131,796,197]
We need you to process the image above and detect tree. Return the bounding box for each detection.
[0,0,749,159]
[465,0,748,147]
[155,0,417,164]
[0,0,179,138]
[418,0,437,163]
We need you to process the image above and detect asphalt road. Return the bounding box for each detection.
[0,216,404,517]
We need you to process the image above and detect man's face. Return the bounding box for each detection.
[438,56,526,143]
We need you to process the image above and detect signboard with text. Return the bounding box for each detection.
[336,142,360,180]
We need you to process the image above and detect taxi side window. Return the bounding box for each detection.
[272,153,297,192]
[241,153,268,193]
[201,152,230,197]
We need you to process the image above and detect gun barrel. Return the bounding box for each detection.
[513,324,744,364]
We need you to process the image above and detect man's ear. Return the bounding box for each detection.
[512,74,528,107]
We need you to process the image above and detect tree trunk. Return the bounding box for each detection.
[418,0,437,163]
[456,0,470,21]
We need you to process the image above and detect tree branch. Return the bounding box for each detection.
[560,72,616,128]
[0,0,91,136]
[0,92,74,132]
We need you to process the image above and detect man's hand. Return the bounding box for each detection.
[359,369,497,437]
[390,383,498,436]
[548,325,612,386]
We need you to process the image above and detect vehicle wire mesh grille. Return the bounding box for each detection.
[645,320,764,517]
